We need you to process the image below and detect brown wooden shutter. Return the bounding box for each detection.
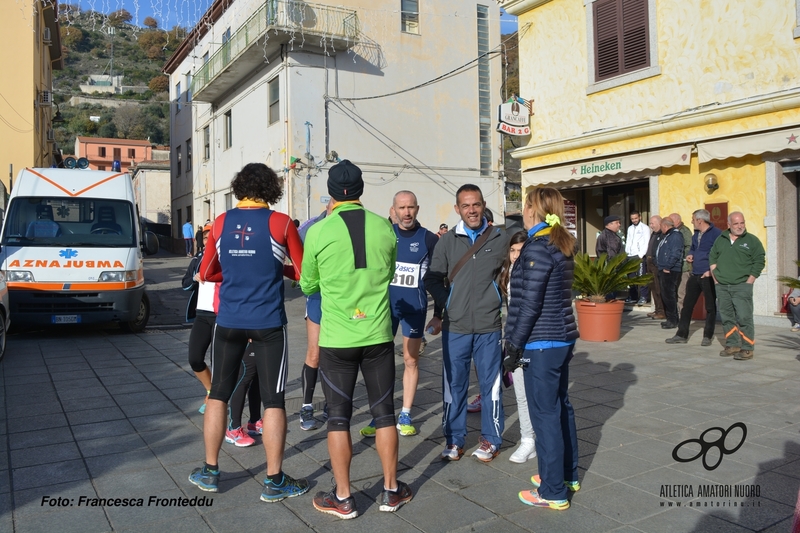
[595,0,620,80]
[594,0,650,82]
[621,0,648,71]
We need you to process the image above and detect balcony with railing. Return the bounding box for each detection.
[192,0,360,102]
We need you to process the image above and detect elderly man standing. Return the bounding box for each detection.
[709,212,765,360]
[670,213,692,310]
[666,209,722,346]
[625,210,651,306]
[645,216,666,319]
[656,217,684,329]
[425,184,509,462]
[595,215,622,259]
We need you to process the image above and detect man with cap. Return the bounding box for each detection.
[438,223,449,237]
[596,215,622,260]
[301,160,413,519]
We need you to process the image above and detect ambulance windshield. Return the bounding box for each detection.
[2,197,136,248]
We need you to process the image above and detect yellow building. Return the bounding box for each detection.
[502,0,800,322]
[0,0,63,195]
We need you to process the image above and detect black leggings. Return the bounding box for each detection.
[210,325,287,409]
[228,344,262,429]
[319,342,395,432]
[188,312,215,373]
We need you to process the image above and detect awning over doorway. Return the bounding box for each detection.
[523,145,692,186]
[697,125,800,163]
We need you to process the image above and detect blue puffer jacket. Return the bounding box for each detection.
[505,227,579,348]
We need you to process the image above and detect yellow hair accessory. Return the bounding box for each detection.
[545,214,561,226]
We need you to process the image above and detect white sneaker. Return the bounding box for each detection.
[508,438,537,463]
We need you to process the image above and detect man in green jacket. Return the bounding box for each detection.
[709,211,765,360]
[300,160,412,519]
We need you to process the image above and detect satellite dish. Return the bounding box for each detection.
[76,157,90,169]
[64,156,77,169]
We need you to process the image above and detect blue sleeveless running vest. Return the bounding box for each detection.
[389,225,429,313]
[216,208,286,329]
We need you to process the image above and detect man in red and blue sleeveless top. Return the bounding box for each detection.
[188,163,309,503]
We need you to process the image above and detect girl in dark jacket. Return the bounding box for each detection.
[504,187,580,510]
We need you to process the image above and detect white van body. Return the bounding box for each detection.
[0,168,149,331]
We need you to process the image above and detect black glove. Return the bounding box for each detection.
[503,342,523,373]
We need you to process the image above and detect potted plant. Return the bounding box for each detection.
[572,252,652,342]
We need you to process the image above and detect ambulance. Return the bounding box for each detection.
[0,167,158,331]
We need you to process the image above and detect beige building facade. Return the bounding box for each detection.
[0,0,63,192]
[502,0,800,324]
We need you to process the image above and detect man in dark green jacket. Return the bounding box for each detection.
[709,211,765,360]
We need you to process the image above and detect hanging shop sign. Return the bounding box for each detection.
[497,99,531,136]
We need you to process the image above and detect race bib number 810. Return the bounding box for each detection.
[391,261,420,288]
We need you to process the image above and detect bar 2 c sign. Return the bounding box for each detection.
[497,99,530,136]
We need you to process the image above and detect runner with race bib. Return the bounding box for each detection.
[361,190,441,438]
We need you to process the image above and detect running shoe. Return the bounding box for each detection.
[247,419,263,436]
[509,439,536,463]
[467,395,482,413]
[360,420,376,438]
[378,481,413,512]
[518,489,569,510]
[312,487,358,519]
[260,473,310,503]
[441,444,464,461]
[225,426,256,447]
[299,406,319,431]
[530,474,581,492]
[792,323,800,332]
[188,465,219,492]
[396,412,417,436]
[471,437,499,462]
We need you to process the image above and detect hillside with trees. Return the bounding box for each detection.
[54,6,186,153]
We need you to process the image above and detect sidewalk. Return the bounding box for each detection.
[1,302,799,532]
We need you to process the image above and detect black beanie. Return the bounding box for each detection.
[327,160,364,201]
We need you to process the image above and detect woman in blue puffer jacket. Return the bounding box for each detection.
[504,187,580,511]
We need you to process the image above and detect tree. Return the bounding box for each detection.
[146,45,163,60]
[113,105,143,139]
[143,16,158,29]
[148,76,169,93]
[137,30,167,53]
[108,9,132,27]
[60,27,85,49]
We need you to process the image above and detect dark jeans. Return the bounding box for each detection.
[646,258,664,314]
[658,270,682,324]
[677,275,717,340]
[628,256,649,301]
[790,302,800,326]
[523,344,579,501]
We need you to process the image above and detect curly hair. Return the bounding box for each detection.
[230,163,284,204]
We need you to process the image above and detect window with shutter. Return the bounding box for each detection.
[586,0,659,94]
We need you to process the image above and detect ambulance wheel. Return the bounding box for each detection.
[122,292,150,333]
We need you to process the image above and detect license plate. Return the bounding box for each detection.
[53,315,80,324]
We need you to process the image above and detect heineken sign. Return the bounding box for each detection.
[572,161,623,176]
[497,101,530,136]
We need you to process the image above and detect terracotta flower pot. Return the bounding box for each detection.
[575,299,625,342]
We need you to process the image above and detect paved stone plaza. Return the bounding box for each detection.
[1,254,799,532]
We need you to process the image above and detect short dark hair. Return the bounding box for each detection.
[630,210,640,217]
[455,184,484,203]
[230,163,284,204]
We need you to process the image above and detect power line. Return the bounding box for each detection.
[334,28,528,102]
[0,92,33,126]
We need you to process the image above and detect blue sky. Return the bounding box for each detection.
[66,1,518,34]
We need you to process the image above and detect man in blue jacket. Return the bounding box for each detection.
[655,217,684,329]
[666,209,722,346]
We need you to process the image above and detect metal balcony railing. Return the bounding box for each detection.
[192,0,359,96]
